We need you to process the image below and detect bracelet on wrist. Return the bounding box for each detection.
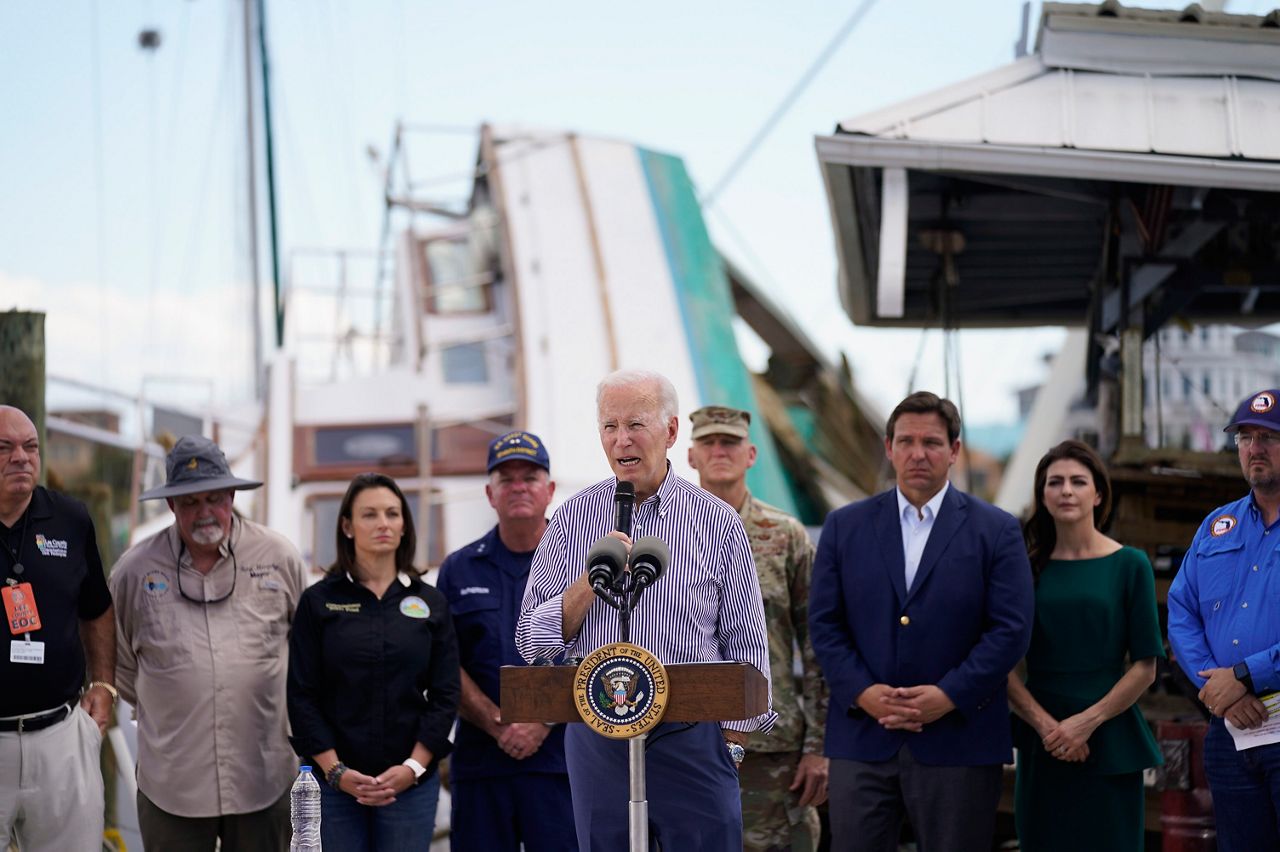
[88,681,118,705]
[325,761,349,789]
[402,757,427,783]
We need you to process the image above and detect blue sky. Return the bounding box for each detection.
[3,0,1272,423]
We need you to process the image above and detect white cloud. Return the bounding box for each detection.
[1,272,257,409]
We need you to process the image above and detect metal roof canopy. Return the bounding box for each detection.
[817,1,1280,344]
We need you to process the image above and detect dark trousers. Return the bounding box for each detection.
[828,747,1002,852]
[565,721,741,852]
[1204,717,1280,852]
[451,773,577,851]
[137,787,290,852]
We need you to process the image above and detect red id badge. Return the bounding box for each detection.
[2,582,42,635]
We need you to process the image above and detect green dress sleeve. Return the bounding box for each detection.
[1124,547,1166,662]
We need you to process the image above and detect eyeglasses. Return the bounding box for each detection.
[1234,432,1280,449]
[176,543,238,604]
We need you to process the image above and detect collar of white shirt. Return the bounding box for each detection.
[896,480,950,524]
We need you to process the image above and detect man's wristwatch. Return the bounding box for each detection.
[1234,662,1256,695]
[725,741,745,767]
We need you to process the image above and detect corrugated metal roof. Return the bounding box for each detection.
[816,1,1280,334]
[837,1,1280,161]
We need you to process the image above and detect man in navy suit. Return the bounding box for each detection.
[809,391,1033,852]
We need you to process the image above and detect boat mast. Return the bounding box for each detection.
[243,0,284,399]
[242,0,263,399]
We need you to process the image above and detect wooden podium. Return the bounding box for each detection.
[502,658,769,850]
[500,660,769,723]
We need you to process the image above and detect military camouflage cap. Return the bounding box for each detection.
[689,406,751,441]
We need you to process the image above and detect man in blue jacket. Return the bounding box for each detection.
[809,391,1033,852]
[1168,388,1280,852]
[436,431,576,851]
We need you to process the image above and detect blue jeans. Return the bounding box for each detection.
[1203,717,1280,852]
[318,770,439,851]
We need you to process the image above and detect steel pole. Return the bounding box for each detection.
[628,734,648,852]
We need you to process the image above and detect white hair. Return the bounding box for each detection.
[596,369,679,421]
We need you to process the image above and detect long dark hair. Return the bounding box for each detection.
[329,472,421,577]
[1023,440,1113,581]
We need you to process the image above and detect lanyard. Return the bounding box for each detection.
[0,508,30,587]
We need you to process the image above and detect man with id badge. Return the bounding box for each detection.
[0,405,117,852]
[110,435,306,851]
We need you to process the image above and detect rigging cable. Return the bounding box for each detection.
[141,2,162,389]
[173,5,238,342]
[153,2,191,286]
[701,0,881,207]
[89,0,108,394]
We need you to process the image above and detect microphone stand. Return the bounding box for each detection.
[590,568,649,851]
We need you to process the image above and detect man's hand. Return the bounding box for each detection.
[1042,712,1098,763]
[1198,667,1247,715]
[888,685,955,725]
[789,753,829,807]
[855,684,922,731]
[498,722,551,760]
[1224,694,1269,730]
[79,685,112,735]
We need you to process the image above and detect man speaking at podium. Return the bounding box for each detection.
[516,369,775,851]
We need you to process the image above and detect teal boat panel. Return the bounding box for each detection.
[636,147,798,516]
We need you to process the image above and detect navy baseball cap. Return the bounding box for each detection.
[487,431,550,473]
[1225,389,1280,433]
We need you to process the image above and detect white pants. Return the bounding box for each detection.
[0,705,105,852]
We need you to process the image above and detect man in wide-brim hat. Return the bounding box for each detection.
[110,435,307,852]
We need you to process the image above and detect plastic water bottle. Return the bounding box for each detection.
[289,766,322,851]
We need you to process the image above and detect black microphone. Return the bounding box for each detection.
[586,536,627,593]
[614,481,635,537]
[629,536,669,592]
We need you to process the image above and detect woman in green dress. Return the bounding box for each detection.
[1007,440,1164,851]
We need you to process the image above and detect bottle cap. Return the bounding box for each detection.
[300,765,312,772]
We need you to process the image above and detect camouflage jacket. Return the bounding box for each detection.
[739,493,828,755]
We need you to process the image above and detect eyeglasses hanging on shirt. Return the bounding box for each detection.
[175,540,238,605]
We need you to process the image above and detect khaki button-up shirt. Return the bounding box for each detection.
[111,517,306,817]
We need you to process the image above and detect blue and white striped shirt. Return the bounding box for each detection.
[516,465,776,732]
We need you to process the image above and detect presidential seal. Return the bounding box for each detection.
[573,642,669,739]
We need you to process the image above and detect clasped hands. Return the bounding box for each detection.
[1198,666,1268,729]
[495,720,552,760]
[856,684,955,732]
[334,764,417,807]
[1037,713,1097,763]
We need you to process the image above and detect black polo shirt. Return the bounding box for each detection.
[0,486,112,715]
[287,571,460,777]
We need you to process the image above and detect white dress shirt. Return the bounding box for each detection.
[897,482,950,592]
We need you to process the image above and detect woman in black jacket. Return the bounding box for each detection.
[288,472,460,851]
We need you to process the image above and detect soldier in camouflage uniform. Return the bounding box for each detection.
[688,406,830,852]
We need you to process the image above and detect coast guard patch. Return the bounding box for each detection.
[1211,515,1237,537]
